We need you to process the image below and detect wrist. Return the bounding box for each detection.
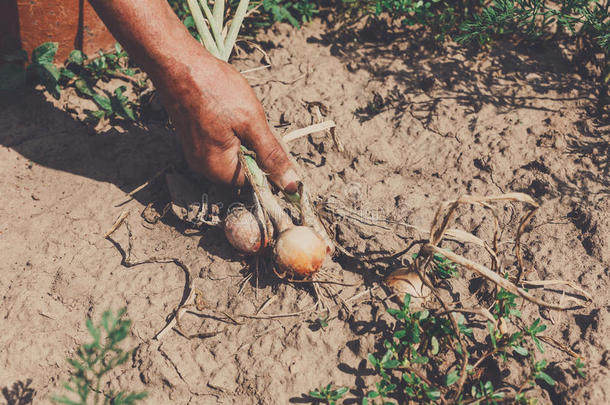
[88,0,215,82]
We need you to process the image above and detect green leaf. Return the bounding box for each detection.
[62,382,75,392]
[309,390,324,399]
[102,310,112,332]
[50,395,82,405]
[88,110,107,120]
[183,15,195,29]
[513,345,528,356]
[368,353,378,368]
[66,358,85,372]
[335,387,349,396]
[488,321,497,348]
[532,336,545,353]
[113,391,147,404]
[32,42,58,64]
[93,94,113,112]
[86,318,100,346]
[41,62,60,81]
[27,62,61,99]
[394,329,407,339]
[68,50,84,66]
[445,370,459,386]
[384,359,400,369]
[74,79,95,97]
[403,293,412,309]
[118,104,136,121]
[381,350,393,364]
[430,336,439,355]
[536,371,556,386]
[425,386,441,401]
[60,68,75,79]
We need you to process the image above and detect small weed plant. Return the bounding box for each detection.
[457,0,610,82]
[0,42,62,97]
[309,251,587,404]
[51,308,147,405]
[0,42,142,124]
[61,44,141,123]
[309,384,349,405]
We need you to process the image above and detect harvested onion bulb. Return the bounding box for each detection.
[385,268,430,306]
[274,226,328,277]
[224,207,267,255]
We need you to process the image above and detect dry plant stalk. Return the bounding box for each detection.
[394,192,593,402]
[416,192,591,310]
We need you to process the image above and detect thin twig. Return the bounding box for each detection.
[283,120,336,143]
[240,64,272,74]
[114,166,169,207]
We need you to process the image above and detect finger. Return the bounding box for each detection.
[239,118,299,193]
[182,132,246,187]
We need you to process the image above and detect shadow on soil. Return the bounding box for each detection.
[310,18,610,196]
[1,379,35,405]
[0,88,249,259]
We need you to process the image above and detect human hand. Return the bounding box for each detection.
[153,46,298,192]
[88,0,298,192]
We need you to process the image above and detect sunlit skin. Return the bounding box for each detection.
[88,0,298,192]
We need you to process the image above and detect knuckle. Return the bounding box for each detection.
[262,144,287,170]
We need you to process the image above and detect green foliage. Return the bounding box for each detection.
[411,251,459,279]
[1,42,141,124]
[51,308,147,405]
[168,0,319,32]
[260,0,319,27]
[0,42,61,97]
[88,86,137,122]
[574,357,586,378]
[316,253,562,405]
[309,384,349,404]
[457,0,609,49]
[342,0,485,40]
[60,44,141,123]
[431,252,458,279]
[317,314,330,329]
[456,1,610,82]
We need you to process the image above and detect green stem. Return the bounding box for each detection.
[223,0,250,60]
[212,0,225,36]
[198,0,226,56]
[185,0,220,58]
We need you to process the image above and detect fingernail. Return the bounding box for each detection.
[279,169,299,193]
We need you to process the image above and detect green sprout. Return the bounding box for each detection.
[308,384,348,405]
[185,0,250,61]
[51,308,147,405]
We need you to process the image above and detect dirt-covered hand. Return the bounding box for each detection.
[88,0,298,192]
[154,47,298,191]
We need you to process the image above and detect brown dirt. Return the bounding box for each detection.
[1,19,609,405]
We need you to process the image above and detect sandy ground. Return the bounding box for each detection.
[1,19,609,404]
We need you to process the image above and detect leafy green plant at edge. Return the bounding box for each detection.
[309,383,349,405]
[51,308,147,405]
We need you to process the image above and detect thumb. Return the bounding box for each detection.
[240,119,299,194]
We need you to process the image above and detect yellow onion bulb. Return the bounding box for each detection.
[274,226,328,277]
[224,207,267,255]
